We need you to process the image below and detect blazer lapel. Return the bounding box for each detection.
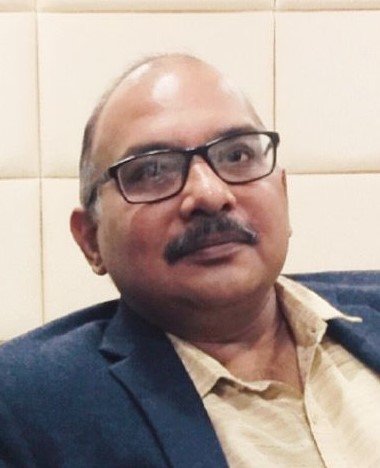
[99,302,228,468]
[327,305,380,374]
[288,271,380,374]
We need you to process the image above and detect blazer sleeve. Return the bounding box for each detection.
[0,396,37,468]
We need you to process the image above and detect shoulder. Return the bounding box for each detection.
[284,271,380,374]
[0,300,174,466]
[286,270,380,318]
[0,300,119,385]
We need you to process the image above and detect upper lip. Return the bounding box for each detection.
[194,232,248,249]
[189,231,250,251]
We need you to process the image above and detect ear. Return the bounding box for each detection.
[70,207,107,275]
[281,169,293,238]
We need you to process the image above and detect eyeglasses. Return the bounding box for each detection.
[87,130,279,206]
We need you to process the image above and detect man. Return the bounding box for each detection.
[0,54,379,467]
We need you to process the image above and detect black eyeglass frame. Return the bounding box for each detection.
[86,130,280,206]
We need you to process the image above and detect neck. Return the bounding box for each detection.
[190,289,281,353]
[128,284,302,390]
[188,289,302,391]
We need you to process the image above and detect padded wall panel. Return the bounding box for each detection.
[42,179,117,322]
[277,0,380,10]
[37,0,274,12]
[38,11,274,177]
[276,11,380,173]
[0,13,38,177]
[283,173,380,273]
[0,1,34,11]
[0,179,42,340]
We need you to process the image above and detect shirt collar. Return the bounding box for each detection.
[276,275,362,346]
[167,333,228,397]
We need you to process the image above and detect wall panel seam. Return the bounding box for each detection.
[34,9,272,14]
[273,7,277,131]
[275,8,380,12]
[288,171,380,175]
[35,10,45,325]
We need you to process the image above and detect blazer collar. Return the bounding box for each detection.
[99,301,228,468]
[327,304,380,374]
[288,271,380,374]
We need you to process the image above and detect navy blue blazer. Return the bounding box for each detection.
[0,271,379,467]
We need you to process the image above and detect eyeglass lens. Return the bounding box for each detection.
[116,133,275,203]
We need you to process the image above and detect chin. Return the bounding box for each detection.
[177,270,264,306]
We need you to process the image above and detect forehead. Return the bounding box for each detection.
[92,61,260,169]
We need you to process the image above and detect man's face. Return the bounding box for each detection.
[88,61,290,328]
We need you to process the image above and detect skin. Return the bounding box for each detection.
[71,58,300,389]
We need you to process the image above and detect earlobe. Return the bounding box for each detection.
[70,208,107,276]
[281,168,288,195]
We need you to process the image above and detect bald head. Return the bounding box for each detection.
[79,54,263,209]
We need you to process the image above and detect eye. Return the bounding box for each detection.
[218,144,257,165]
[120,157,165,187]
[120,153,182,187]
[128,160,162,183]
[224,148,253,163]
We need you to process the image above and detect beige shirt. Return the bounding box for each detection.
[168,276,380,468]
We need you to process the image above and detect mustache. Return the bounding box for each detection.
[164,215,258,265]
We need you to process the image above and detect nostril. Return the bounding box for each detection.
[221,199,234,213]
[190,207,210,218]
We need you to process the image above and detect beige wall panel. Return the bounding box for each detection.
[283,173,380,273]
[0,179,42,340]
[37,0,273,12]
[276,11,380,173]
[38,12,273,177]
[0,1,34,11]
[42,179,117,322]
[0,13,38,177]
[277,0,380,11]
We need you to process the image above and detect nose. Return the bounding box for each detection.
[179,157,237,220]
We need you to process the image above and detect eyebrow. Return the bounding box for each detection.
[117,124,262,161]
[211,124,262,141]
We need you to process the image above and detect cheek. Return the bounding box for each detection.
[97,199,171,274]
[261,196,289,235]
[236,180,290,253]
[239,181,288,227]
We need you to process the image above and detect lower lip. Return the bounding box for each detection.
[183,242,245,264]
